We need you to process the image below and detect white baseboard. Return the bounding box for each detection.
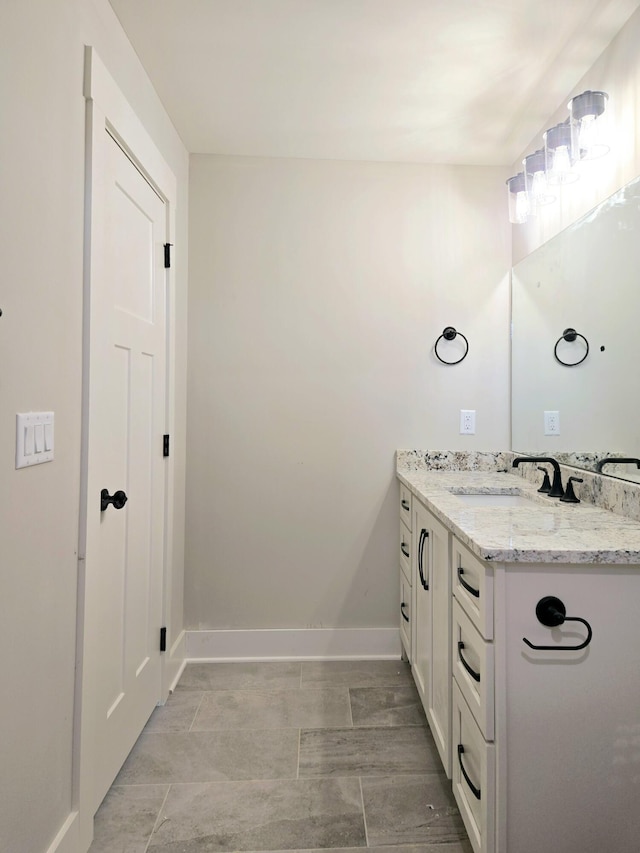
[45,811,79,853]
[162,629,187,697]
[186,627,401,661]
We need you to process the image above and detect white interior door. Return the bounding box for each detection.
[84,126,167,811]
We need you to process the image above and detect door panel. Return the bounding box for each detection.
[86,129,167,810]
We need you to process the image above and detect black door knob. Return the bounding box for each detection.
[100,488,128,512]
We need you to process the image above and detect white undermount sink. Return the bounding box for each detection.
[455,493,534,508]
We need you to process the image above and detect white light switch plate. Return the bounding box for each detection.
[16,412,54,468]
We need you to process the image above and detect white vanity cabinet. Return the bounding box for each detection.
[413,498,452,777]
[397,467,640,853]
[450,540,640,853]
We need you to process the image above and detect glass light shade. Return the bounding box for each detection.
[523,148,555,209]
[544,120,579,184]
[506,172,530,224]
[568,90,609,160]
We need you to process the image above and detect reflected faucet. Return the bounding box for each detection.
[596,457,640,474]
[512,456,564,498]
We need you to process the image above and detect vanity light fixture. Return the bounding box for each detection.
[507,88,610,224]
[506,172,530,224]
[544,119,580,185]
[568,90,609,160]
[523,148,555,210]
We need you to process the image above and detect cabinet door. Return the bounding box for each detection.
[412,502,431,711]
[412,501,452,776]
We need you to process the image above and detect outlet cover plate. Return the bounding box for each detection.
[544,410,560,435]
[460,409,476,435]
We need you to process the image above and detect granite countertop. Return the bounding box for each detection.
[397,468,640,564]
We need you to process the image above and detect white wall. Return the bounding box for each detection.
[512,6,640,262]
[0,2,188,852]
[186,156,510,631]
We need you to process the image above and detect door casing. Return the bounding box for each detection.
[75,46,178,852]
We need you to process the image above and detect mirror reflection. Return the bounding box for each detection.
[511,174,640,482]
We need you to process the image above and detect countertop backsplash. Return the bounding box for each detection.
[397,450,640,524]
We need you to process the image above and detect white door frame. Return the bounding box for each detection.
[74,46,177,852]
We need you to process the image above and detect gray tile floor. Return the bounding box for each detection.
[89,660,473,853]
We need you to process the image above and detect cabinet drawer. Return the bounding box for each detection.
[452,598,494,741]
[399,484,412,530]
[452,682,495,853]
[399,569,411,660]
[452,538,494,640]
[399,519,411,580]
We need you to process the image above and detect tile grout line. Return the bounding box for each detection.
[347,686,354,727]
[359,776,370,848]
[143,784,172,853]
[296,727,301,779]
[188,691,207,732]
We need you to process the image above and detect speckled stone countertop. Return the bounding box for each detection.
[397,468,640,565]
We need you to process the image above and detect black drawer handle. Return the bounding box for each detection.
[400,602,410,622]
[401,499,410,512]
[457,641,480,683]
[400,542,410,559]
[418,528,429,590]
[458,567,480,599]
[457,744,481,800]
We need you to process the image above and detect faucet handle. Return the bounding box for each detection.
[537,466,552,494]
[560,477,583,504]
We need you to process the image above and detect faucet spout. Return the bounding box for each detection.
[512,456,564,498]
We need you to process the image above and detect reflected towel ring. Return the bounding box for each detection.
[554,327,589,367]
[435,326,469,365]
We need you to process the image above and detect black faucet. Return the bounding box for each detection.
[512,456,564,498]
[596,457,640,474]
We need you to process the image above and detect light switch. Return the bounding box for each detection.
[16,412,54,468]
[34,423,44,453]
[24,425,34,456]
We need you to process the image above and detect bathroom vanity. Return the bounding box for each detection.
[397,457,640,853]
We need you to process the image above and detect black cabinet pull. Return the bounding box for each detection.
[458,567,479,598]
[457,641,480,683]
[400,602,410,623]
[401,499,410,512]
[100,488,128,512]
[457,744,481,800]
[523,596,593,651]
[400,542,410,559]
[418,528,429,590]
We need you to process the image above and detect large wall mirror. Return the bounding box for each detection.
[511,173,640,482]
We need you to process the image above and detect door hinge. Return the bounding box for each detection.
[160,627,167,652]
[163,434,170,457]
[164,243,173,269]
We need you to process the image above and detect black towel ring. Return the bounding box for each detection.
[554,328,589,367]
[435,326,469,365]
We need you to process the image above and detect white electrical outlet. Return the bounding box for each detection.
[544,410,560,435]
[460,410,476,435]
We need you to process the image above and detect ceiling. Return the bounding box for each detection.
[108,0,640,165]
